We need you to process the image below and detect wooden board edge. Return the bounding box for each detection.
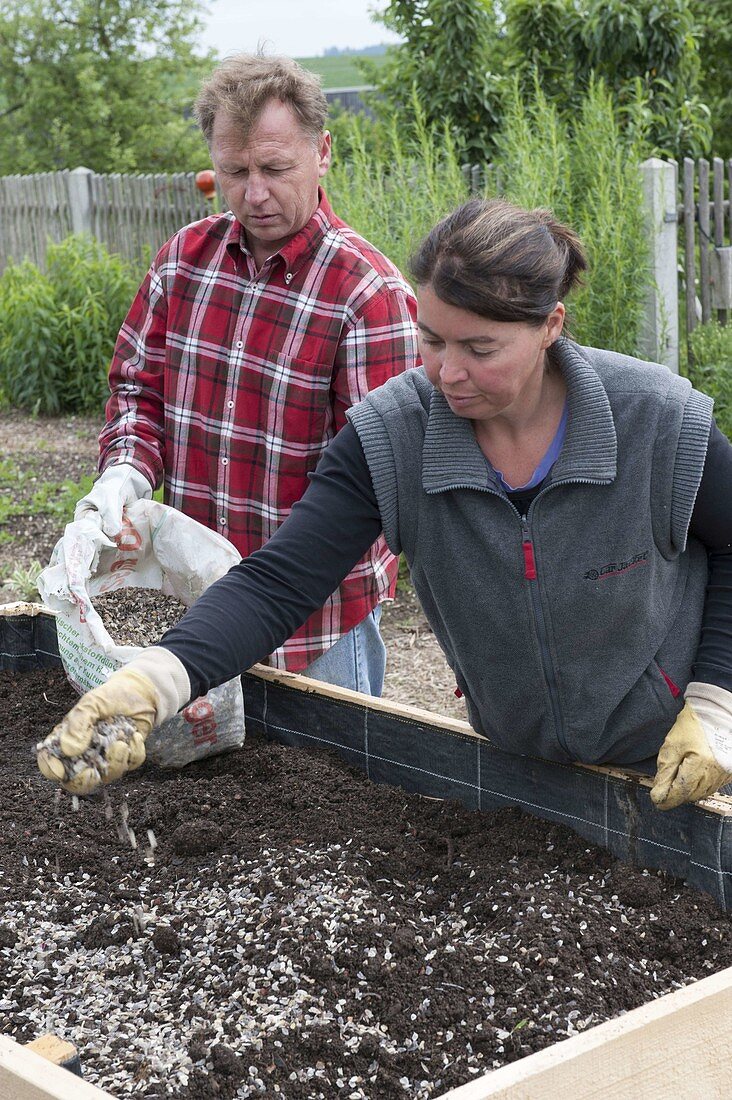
[4,602,732,812]
[436,964,732,1099]
[246,661,483,738]
[0,1036,112,1100]
[248,665,732,813]
[0,600,57,618]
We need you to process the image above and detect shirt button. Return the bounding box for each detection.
[285,272,293,284]
[227,400,234,409]
[220,517,227,526]
[236,340,243,348]
[222,457,228,466]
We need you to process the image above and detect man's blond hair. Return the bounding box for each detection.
[195,53,328,145]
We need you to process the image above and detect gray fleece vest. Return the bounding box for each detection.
[347,339,713,766]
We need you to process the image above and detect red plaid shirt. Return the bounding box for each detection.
[99,190,418,670]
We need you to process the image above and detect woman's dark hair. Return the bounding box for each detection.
[410,198,588,326]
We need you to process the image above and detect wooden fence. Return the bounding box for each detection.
[2,158,731,370]
[0,167,211,272]
[680,156,732,337]
[88,171,211,264]
[0,172,73,273]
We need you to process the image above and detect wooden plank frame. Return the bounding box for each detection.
[438,965,732,1099]
[0,1036,111,1099]
[2,602,732,1098]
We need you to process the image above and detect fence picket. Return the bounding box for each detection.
[683,158,697,339]
[713,157,727,324]
[698,159,712,324]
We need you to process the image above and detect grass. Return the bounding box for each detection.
[326,95,471,280]
[295,53,388,88]
[29,475,96,524]
[0,459,97,534]
[1,560,44,601]
[685,320,732,440]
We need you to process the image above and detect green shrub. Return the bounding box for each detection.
[686,322,732,440]
[330,80,651,361]
[327,94,471,280]
[495,76,650,356]
[0,235,142,415]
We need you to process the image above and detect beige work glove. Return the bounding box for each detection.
[36,648,190,795]
[651,682,732,810]
[74,463,153,540]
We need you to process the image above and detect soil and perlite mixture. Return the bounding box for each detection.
[2,669,732,1098]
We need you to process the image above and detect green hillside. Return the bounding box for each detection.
[295,52,389,89]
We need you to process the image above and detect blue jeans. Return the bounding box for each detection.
[302,606,386,697]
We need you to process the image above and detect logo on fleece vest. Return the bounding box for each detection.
[583,549,649,581]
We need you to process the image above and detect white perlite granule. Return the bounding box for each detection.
[37,716,139,789]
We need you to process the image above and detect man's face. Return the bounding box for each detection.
[210,99,331,266]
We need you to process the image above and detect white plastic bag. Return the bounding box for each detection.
[38,499,245,769]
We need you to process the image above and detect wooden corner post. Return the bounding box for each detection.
[640,157,679,373]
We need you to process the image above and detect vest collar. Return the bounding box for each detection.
[422,338,617,494]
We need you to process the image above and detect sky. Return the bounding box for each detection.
[198,0,402,59]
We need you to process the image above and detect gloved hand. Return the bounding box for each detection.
[74,463,153,540]
[36,648,190,794]
[651,682,732,810]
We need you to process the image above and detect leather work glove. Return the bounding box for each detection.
[74,463,153,541]
[651,682,732,810]
[36,648,190,795]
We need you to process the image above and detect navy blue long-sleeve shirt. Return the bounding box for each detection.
[161,420,732,700]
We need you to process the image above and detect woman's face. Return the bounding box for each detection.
[418,284,565,424]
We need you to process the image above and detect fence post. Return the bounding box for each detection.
[639,158,679,373]
[67,166,93,236]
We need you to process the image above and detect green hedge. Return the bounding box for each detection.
[0,236,142,415]
[685,321,732,440]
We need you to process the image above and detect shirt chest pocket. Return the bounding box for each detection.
[230,353,337,448]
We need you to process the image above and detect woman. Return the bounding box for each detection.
[38,199,732,811]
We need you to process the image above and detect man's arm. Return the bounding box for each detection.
[98,257,171,488]
[331,283,419,429]
[37,424,383,792]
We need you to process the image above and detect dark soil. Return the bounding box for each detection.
[2,668,732,1098]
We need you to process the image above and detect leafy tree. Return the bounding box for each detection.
[689,0,732,156]
[0,0,213,174]
[504,0,712,158]
[503,0,582,104]
[367,0,503,162]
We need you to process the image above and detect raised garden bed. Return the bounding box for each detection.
[2,653,732,1099]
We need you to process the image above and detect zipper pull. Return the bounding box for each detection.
[522,539,537,580]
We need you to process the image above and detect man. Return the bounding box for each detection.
[74,53,418,695]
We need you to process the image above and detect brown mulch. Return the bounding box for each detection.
[1,667,731,1097]
[0,411,466,721]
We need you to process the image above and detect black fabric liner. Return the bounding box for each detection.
[4,609,732,911]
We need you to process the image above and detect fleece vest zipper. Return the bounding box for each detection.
[443,476,605,759]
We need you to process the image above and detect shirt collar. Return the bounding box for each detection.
[421,338,618,494]
[225,187,335,277]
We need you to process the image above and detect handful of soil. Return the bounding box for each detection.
[91,588,186,647]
